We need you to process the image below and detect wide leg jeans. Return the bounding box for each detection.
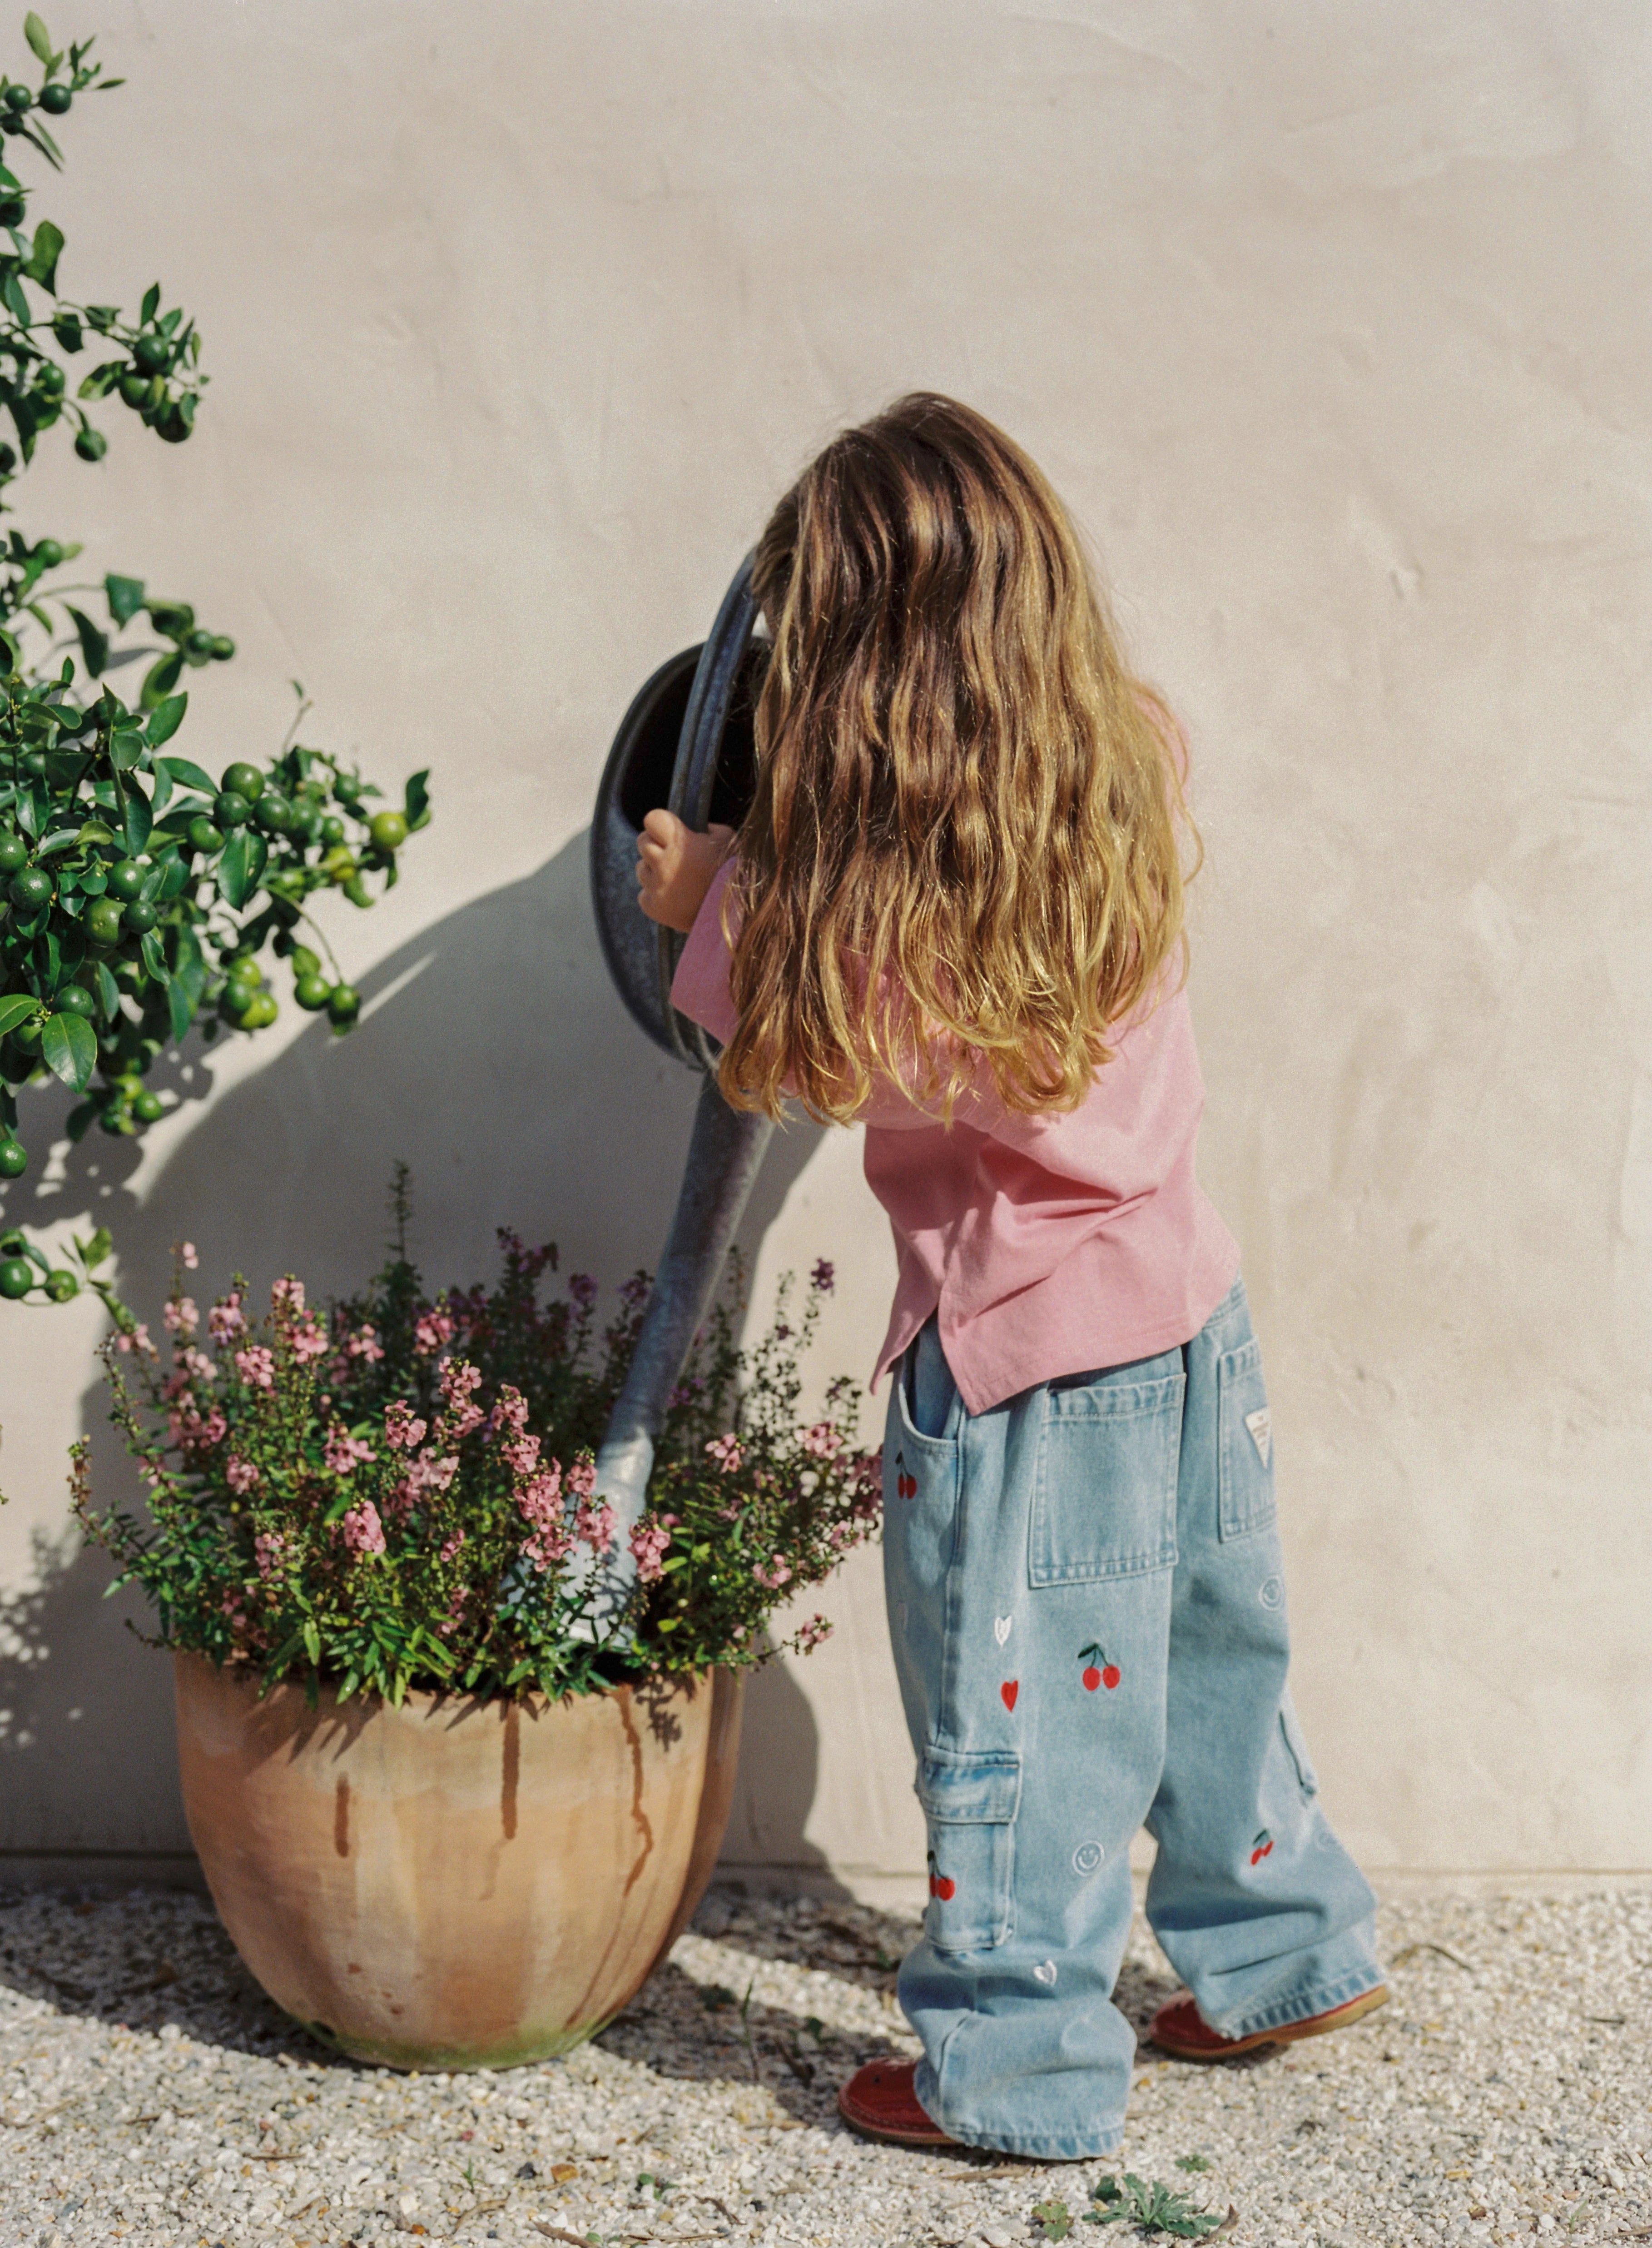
[882,1277,1382,2160]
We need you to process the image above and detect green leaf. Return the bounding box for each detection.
[302,1619,321,1666]
[0,993,37,1039]
[166,973,192,1044]
[24,13,54,66]
[75,1223,113,1272]
[140,649,183,707]
[104,572,145,625]
[1032,2202,1072,2243]
[94,960,119,1020]
[140,282,159,324]
[144,690,186,748]
[155,753,214,796]
[65,604,108,679]
[215,826,266,911]
[51,312,79,353]
[403,767,431,832]
[22,218,61,292]
[108,726,145,770]
[139,929,169,986]
[122,777,151,855]
[21,121,63,171]
[41,1008,94,1090]
[3,266,31,326]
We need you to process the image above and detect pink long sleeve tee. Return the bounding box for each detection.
[670,864,1240,1416]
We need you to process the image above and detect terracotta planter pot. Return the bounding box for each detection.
[173,1651,745,2071]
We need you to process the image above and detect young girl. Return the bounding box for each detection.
[636,394,1384,2162]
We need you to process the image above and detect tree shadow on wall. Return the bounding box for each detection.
[0,831,842,1889]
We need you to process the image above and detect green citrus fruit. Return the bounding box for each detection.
[86,899,124,945]
[0,1140,25,1178]
[319,816,346,847]
[254,792,293,835]
[35,538,62,568]
[289,944,321,976]
[0,835,25,874]
[327,985,361,1028]
[368,811,408,853]
[54,983,96,1018]
[0,1255,33,1298]
[122,899,157,934]
[185,627,213,656]
[133,333,168,376]
[221,761,263,802]
[11,1019,41,1053]
[294,973,332,1011]
[209,635,235,660]
[2,84,31,111]
[38,83,70,114]
[74,428,107,463]
[214,791,251,828]
[9,867,49,907]
[106,859,146,901]
[119,371,148,408]
[132,1089,164,1124]
[240,992,278,1030]
[44,1268,76,1301]
[188,817,223,854]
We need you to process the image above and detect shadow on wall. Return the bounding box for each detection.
[0,831,839,1890]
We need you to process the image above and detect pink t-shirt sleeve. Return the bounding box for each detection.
[669,861,741,1047]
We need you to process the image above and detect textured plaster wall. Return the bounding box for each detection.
[0,0,1646,1889]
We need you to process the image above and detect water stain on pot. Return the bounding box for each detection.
[502,1703,520,1842]
[334,1776,350,1858]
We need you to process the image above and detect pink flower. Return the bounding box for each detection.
[413,1310,454,1356]
[170,1405,227,1451]
[802,1422,840,1459]
[488,1387,530,1437]
[629,1520,671,1584]
[438,1529,466,1564]
[116,1322,155,1357]
[345,1323,384,1363]
[324,1426,378,1476]
[290,1319,328,1363]
[575,1496,615,1555]
[502,1433,541,1476]
[270,1275,306,1313]
[339,1500,387,1557]
[174,1240,198,1271]
[618,1273,650,1311]
[569,1273,598,1311]
[794,1614,833,1652]
[234,1346,276,1392]
[382,1400,428,1452]
[225,1457,259,1495]
[437,1358,485,1438]
[706,1432,743,1474]
[253,1529,285,1578]
[179,1346,216,1385]
[752,1557,792,1592]
[163,1296,198,1338]
[566,1456,597,1501]
[209,1294,246,1346]
[810,1259,835,1294]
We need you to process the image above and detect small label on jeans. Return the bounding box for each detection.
[1245,1407,1272,1466]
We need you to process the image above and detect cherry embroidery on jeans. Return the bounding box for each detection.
[1079,1641,1122,1692]
[894,1450,918,1501]
[927,1851,956,1903]
[1250,1828,1274,1866]
[1001,1680,1019,1711]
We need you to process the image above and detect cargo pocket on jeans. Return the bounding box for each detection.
[916,1746,1021,1954]
[1028,1362,1183,1585]
[1218,1338,1277,1540]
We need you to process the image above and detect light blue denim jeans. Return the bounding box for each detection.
[882,1277,1382,2160]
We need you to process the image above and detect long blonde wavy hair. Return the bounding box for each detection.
[718,393,1197,1124]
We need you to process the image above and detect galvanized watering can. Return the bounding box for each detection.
[587,554,771,1596]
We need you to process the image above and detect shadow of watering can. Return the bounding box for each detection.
[586,553,771,1610]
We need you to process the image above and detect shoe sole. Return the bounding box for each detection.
[1152,1983,1389,2063]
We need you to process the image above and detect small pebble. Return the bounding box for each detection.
[0,1885,1646,2244]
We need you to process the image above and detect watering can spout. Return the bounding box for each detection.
[583,553,769,1629]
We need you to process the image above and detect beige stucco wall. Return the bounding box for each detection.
[0,0,1647,1894]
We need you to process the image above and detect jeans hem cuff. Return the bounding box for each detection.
[914,2060,1125,2160]
[1211,1962,1385,2042]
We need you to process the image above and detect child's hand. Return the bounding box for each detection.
[636,809,735,933]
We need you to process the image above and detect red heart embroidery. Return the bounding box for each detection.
[1001,1680,1018,1711]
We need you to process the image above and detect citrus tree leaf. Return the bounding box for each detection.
[41,1009,94,1091]
[121,777,151,855]
[167,974,192,1045]
[140,650,183,708]
[140,282,159,324]
[24,13,55,67]
[155,753,214,796]
[216,826,265,911]
[104,572,145,626]
[23,218,62,291]
[64,603,108,679]
[139,930,169,986]
[144,691,187,747]
[0,994,37,1039]
[404,767,431,831]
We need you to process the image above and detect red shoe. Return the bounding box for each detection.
[1150,1984,1388,2061]
[837,2057,960,2147]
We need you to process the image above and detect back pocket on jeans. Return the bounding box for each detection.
[916,1746,1020,1954]
[1028,1364,1183,1585]
[1218,1338,1277,1540]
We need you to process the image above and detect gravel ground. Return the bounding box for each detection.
[0,1883,1647,2248]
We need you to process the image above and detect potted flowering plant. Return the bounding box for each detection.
[72,1175,880,2070]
